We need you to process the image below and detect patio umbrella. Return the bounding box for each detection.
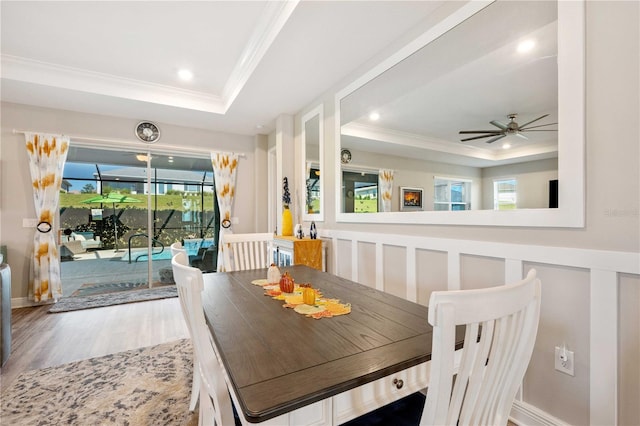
[81,193,142,252]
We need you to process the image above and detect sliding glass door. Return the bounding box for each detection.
[59,146,216,297]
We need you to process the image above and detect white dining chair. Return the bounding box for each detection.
[420,269,542,426]
[172,252,238,426]
[170,244,200,412]
[220,233,274,272]
[170,241,187,257]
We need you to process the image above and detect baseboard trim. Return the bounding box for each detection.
[511,400,567,426]
[11,296,52,309]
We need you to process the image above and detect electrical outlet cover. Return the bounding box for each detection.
[554,346,575,376]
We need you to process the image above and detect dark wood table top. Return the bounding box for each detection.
[201,265,437,423]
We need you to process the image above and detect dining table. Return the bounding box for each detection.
[201,265,464,425]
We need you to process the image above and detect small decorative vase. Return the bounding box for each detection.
[309,221,317,240]
[294,223,303,239]
[282,206,293,236]
[267,263,281,284]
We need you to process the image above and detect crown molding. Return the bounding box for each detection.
[221,0,300,110]
[1,54,225,114]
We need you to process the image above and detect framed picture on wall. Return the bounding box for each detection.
[400,187,423,211]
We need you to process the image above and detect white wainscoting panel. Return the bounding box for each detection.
[320,229,639,426]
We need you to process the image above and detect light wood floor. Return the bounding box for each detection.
[1,298,189,392]
[1,300,520,426]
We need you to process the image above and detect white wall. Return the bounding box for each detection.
[0,102,266,300]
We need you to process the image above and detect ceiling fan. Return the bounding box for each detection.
[459,113,557,144]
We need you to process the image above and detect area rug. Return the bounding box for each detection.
[1,339,198,425]
[71,280,170,297]
[49,285,178,313]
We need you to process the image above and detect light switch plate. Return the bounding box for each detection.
[22,218,38,228]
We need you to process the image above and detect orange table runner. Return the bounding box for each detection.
[276,236,323,270]
[292,239,323,270]
[252,279,351,319]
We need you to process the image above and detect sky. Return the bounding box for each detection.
[63,162,120,192]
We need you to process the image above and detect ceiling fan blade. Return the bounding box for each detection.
[460,133,503,142]
[520,122,558,130]
[520,129,558,132]
[519,114,549,129]
[486,134,507,144]
[459,130,504,134]
[490,120,508,130]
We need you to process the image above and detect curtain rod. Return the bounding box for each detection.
[12,129,247,158]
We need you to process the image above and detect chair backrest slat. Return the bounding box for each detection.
[422,269,541,426]
[221,233,274,272]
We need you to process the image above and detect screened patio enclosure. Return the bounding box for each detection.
[59,146,219,297]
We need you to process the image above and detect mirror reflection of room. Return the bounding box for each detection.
[302,105,324,221]
[340,1,559,213]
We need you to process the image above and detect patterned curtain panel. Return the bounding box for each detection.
[211,152,238,272]
[379,169,394,213]
[25,133,69,302]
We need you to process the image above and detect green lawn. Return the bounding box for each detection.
[60,193,214,211]
[354,199,378,213]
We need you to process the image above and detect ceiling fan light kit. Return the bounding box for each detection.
[459,113,557,144]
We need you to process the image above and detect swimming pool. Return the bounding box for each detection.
[120,249,172,262]
[182,238,214,256]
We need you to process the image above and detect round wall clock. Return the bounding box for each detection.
[341,149,352,164]
[135,121,161,143]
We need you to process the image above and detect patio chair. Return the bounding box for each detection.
[61,240,86,256]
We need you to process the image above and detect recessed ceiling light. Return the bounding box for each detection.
[517,39,535,53]
[256,124,264,129]
[369,112,380,121]
[502,143,511,149]
[178,69,193,81]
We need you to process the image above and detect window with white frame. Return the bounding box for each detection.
[433,177,471,211]
[493,178,517,210]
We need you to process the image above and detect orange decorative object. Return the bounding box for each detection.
[279,272,294,293]
[302,287,316,305]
